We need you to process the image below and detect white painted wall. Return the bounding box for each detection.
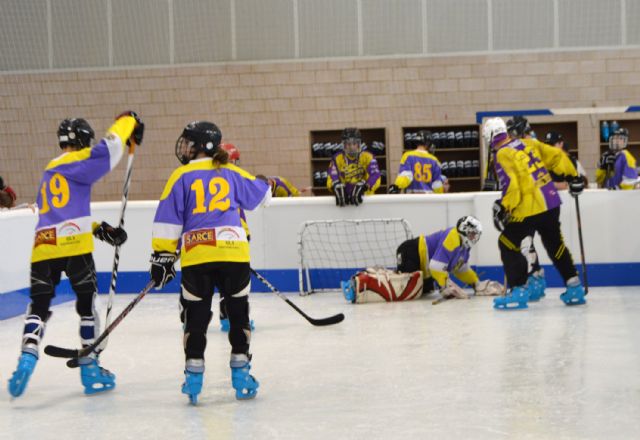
[1,190,638,294]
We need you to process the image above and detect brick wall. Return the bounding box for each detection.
[2,48,640,202]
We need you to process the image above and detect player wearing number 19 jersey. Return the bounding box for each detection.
[8,112,143,399]
[149,121,270,404]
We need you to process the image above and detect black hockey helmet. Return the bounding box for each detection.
[175,121,222,165]
[58,118,94,149]
[609,127,629,151]
[415,130,434,152]
[342,127,362,143]
[506,115,531,138]
[544,131,563,146]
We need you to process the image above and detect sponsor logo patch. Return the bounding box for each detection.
[216,227,241,241]
[34,228,56,247]
[59,221,81,236]
[184,228,216,251]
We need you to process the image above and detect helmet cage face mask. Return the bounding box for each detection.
[175,136,197,165]
[344,139,361,158]
[457,216,482,248]
[609,132,628,151]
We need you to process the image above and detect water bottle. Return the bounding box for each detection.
[601,121,609,142]
[610,120,620,136]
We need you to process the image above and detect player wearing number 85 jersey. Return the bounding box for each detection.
[150,121,270,404]
[389,130,443,194]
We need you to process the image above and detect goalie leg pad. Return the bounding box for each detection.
[350,268,423,303]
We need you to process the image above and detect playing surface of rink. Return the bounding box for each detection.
[1,287,640,440]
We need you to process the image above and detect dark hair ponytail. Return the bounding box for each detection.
[211,147,229,165]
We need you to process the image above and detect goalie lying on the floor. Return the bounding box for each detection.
[341,216,503,303]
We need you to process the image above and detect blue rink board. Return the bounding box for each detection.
[1,263,639,320]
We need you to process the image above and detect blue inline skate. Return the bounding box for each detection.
[8,352,38,398]
[230,354,259,400]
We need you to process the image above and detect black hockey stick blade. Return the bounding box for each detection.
[283,297,345,326]
[44,345,81,359]
[250,268,345,327]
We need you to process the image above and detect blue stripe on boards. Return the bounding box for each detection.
[2,263,640,320]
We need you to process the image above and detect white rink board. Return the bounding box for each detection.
[2,190,640,293]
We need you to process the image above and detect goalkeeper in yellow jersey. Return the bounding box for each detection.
[327,128,381,207]
[388,130,444,194]
[485,117,586,309]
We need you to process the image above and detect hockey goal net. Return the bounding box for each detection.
[298,218,413,295]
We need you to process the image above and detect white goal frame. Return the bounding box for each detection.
[297,218,413,295]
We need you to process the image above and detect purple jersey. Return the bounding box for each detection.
[152,159,270,267]
[326,151,381,195]
[32,136,124,262]
[395,150,443,193]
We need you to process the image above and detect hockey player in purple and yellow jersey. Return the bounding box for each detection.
[596,127,640,190]
[8,112,143,398]
[149,121,270,404]
[257,175,301,197]
[388,130,443,194]
[327,128,381,206]
[395,216,501,298]
[484,117,586,310]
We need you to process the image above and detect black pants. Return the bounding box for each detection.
[499,207,577,288]
[180,262,252,360]
[26,253,98,348]
[396,238,436,293]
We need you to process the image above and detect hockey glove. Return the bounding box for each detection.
[597,151,616,170]
[351,181,367,206]
[150,252,176,288]
[387,184,401,194]
[440,279,469,300]
[568,175,586,196]
[492,200,510,232]
[93,221,128,246]
[474,280,504,296]
[332,182,346,207]
[116,111,144,146]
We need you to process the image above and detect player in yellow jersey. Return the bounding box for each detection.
[327,128,381,206]
[484,117,586,309]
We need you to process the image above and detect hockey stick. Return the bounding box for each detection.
[573,194,589,294]
[44,280,155,367]
[250,268,344,326]
[99,141,137,352]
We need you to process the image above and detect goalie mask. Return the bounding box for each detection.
[175,121,222,165]
[482,118,507,148]
[58,118,94,149]
[457,215,482,248]
[609,127,628,151]
[342,127,362,160]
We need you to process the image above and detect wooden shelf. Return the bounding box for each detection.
[600,141,640,146]
[447,176,481,181]
[309,128,388,195]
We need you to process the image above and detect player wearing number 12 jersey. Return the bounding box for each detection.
[149,121,270,404]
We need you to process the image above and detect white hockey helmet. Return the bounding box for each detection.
[457,215,482,248]
[483,117,507,146]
